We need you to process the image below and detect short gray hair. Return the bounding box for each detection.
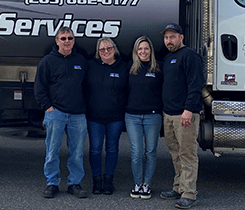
[55,26,74,39]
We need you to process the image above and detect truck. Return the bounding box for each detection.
[0,0,245,155]
[0,0,181,137]
[189,0,245,156]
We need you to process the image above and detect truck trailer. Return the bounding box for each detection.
[1,0,245,155]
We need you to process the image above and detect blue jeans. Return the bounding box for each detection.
[43,108,87,186]
[87,120,124,177]
[125,113,162,185]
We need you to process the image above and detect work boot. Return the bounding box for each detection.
[103,174,114,195]
[175,198,197,209]
[160,190,181,200]
[43,185,59,198]
[67,184,87,198]
[92,175,103,194]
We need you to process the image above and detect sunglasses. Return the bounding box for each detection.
[60,36,74,41]
[99,46,114,53]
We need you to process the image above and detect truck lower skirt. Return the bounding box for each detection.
[214,121,245,152]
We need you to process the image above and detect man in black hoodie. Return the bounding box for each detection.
[34,27,87,199]
[159,24,204,209]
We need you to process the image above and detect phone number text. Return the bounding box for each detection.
[24,0,140,6]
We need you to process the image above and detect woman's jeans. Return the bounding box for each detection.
[43,109,87,186]
[87,120,124,177]
[125,113,162,185]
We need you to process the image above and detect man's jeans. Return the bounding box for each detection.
[125,113,162,185]
[87,120,124,177]
[163,112,200,200]
[43,108,87,186]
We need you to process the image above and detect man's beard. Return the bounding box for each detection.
[167,44,178,52]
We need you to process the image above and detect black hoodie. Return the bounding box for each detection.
[85,56,128,124]
[162,46,204,115]
[34,46,87,114]
[126,61,163,115]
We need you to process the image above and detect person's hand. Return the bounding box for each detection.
[180,110,192,127]
[46,106,54,113]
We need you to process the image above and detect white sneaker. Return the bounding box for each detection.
[140,184,151,199]
[130,184,142,198]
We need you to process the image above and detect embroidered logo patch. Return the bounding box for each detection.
[171,59,177,64]
[110,73,119,78]
[74,65,82,70]
[145,73,155,77]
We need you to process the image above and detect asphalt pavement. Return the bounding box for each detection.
[0,127,245,210]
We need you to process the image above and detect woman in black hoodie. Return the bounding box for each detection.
[125,36,163,199]
[85,37,128,195]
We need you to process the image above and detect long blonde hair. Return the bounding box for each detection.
[130,36,159,75]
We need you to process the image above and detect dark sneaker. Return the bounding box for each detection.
[67,184,87,198]
[160,190,181,200]
[43,185,59,198]
[140,184,151,199]
[130,184,142,198]
[175,198,197,209]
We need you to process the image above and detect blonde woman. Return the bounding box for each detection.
[125,36,163,199]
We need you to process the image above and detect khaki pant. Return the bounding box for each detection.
[163,112,200,200]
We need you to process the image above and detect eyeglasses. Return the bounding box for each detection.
[99,46,114,53]
[59,36,74,41]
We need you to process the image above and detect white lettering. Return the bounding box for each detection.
[40,0,49,3]
[63,14,73,28]
[50,0,60,3]
[88,0,97,4]
[66,0,76,4]
[0,13,121,38]
[71,20,86,37]
[14,19,32,35]
[114,0,119,5]
[32,20,48,36]
[86,21,103,37]
[121,0,129,5]
[101,0,112,5]
[24,0,140,5]
[25,0,63,5]
[77,0,86,4]
[103,21,120,37]
[131,0,140,6]
[29,0,39,3]
[0,13,16,35]
[32,19,63,36]
[47,20,63,36]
